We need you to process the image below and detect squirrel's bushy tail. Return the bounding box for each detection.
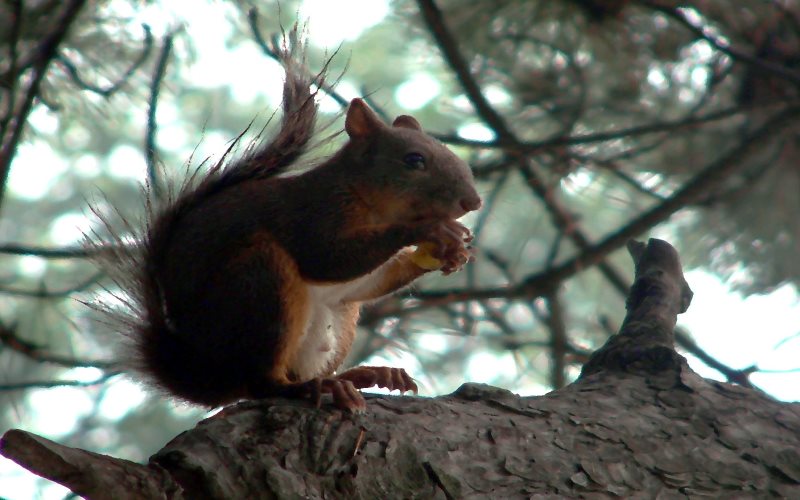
[212,26,323,188]
[87,26,324,405]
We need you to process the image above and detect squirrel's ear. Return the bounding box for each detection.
[392,115,422,131]
[345,98,383,138]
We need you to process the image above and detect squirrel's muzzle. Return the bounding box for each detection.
[460,191,482,213]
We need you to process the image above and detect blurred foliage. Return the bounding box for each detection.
[1,0,798,492]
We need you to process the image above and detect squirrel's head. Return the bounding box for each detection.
[343,98,481,224]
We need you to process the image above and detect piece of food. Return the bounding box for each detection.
[411,242,443,270]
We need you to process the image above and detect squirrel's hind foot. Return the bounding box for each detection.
[297,366,417,413]
[335,366,418,395]
[309,377,367,413]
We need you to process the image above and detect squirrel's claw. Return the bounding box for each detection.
[336,366,418,395]
[325,378,366,413]
[305,377,366,413]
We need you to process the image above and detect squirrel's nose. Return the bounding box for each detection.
[460,192,482,212]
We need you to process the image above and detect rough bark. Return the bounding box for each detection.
[2,239,799,499]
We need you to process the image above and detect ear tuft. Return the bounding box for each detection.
[345,98,384,138]
[392,115,423,131]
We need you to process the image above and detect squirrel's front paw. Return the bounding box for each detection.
[416,219,473,274]
[440,244,472,275]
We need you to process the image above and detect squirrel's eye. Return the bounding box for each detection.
[403,152,425,170]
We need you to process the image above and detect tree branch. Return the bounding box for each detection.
[544,289,568,389]
[0,271,103,298]
[0,324,117,370]
[57,25,153,97]
[145,31,175,200]
[0,0,87,214]
[643,1,800,87]
[437,104,754,153]
[0,371,121,392]
[415,0,513,139]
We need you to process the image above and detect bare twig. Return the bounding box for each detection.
[0,271,104,298]
[436,105,755,153]
[0,0,87,214]
[643,1,800,87]
[0,371,121,392]
[544,289,568,389]
[145,32,176,200]
[247,8,352,111]
[674,328,755,388]
[0,325,117,370]
[57,25,154,97]
[0,243,93,258]
[416,0,513,139]
[0,1,24,129]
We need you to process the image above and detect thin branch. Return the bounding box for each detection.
[0,243,94,258]
[0,371,121,392]
[587,157,668,201]
[558,104,800,275]
[544,289,567,389]
[0,0,24,129]
[755,366,800,374]
[247,8,352,110]
[674,328,755,389]
[145,31,175,200]
[0,326,117,370]
[643,1,800,87]
[0,0,87,214]
[57,25,154,97]
[416,0,513,139]
[0,271,104,298]
[435,105,753,153]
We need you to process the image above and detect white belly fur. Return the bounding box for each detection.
[289,260,394,380]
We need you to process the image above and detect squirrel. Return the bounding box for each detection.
[90,33,481,413]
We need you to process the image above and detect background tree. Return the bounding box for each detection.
[1,0,798,495]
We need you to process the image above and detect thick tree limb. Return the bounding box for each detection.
[3,239,799,498]
[579,239,693,380]
[0,430,178,499]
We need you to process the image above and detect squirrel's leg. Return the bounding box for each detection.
[326,220,474,303]
[336,248,426,303]
[263,299,416,411]
[221,233,313,398]
[282,302,412,412]
[316,223,472,399]
[294,219,472,282]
